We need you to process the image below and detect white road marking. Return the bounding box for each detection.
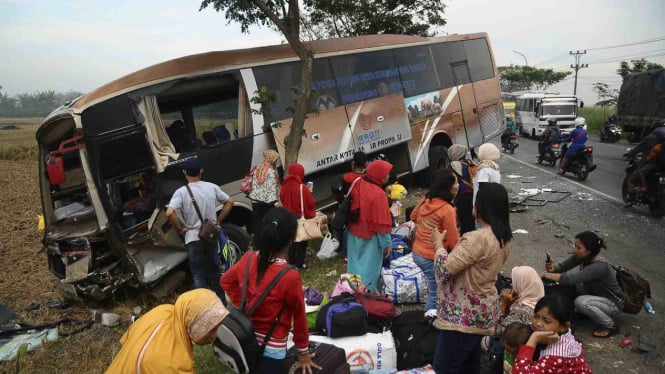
[502,153,624,204]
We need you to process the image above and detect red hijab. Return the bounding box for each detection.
[348,160,393,239]
[280,163,315,218]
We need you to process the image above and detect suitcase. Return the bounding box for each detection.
[391,310,440,370]
[284,341,350,374]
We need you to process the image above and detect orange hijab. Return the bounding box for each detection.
[106,289,228,374]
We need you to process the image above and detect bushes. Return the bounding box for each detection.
[579,107,616,135]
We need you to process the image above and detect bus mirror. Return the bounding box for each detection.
[579,101,584,108]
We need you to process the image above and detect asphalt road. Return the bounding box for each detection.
[491,134,632,203]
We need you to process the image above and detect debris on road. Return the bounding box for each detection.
[512,229,529,234]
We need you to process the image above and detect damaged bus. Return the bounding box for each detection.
[37,33,504,300]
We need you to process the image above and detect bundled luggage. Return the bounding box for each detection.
[315,294,368,338]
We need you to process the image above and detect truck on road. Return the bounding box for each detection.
[617,68,665,142]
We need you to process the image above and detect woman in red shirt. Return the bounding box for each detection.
[220,208,319,373]
[279,163,316,271]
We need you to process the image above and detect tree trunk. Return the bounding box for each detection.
[284,52,313,169]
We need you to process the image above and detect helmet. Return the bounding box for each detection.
[574,117,586,127]
[547,118,558,126]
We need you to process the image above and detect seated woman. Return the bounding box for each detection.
[543,231,626,338]
[512,294,591,373]
[482,266,545,374]
[106,289,228,373]
[220,208,319,373]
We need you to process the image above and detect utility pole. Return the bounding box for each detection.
[569,50,588,96]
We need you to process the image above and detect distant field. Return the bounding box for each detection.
[0,117,42,161]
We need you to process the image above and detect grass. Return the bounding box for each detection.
[0,118,42,161]
[579,106,616,136]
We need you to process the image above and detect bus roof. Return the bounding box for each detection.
[73,33,489,110]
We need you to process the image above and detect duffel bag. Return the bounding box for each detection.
[315,294,368,338]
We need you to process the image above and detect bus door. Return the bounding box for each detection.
[450,62,482,148]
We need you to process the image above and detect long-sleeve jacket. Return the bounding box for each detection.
[220,252,309,355]
[410,197,460,260]
[512,330,591,373]
[434,227,508,335]
[555,254,626,310]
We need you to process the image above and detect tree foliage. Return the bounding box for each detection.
[0,86,83,117]
[301,0,446,39]
[617,58,664,77]
[591,82,619,107]
[498,65,571,92]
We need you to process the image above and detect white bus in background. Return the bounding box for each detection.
[514,92,583,138]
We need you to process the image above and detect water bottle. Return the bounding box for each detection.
[643,301,655,314]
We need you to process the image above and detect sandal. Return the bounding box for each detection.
[592,326,618,338]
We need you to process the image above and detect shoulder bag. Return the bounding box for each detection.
[185,184,220,244]
[295,185,327,242]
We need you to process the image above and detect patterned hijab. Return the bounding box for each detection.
[255,150,280,186]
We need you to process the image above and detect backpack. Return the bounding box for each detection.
[354,291,396,327]
[329,177,362,235]
[239,166,257,195]
[315,293,368,338]
[612,264,652,314]
[213,254,294,373]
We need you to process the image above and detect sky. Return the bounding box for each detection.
[1,0,664,105]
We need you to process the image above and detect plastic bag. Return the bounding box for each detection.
[317,233,339,260]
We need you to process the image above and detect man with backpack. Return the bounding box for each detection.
[538,118,561,158]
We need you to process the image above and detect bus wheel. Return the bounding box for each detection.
[219,223,250,272]
[531,128,536,138]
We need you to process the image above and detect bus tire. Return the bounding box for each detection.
[531,128,536,138]
[219,223,250,271]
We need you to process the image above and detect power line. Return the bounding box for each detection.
[586,48,665,64]
[585,36,665,51]
[589,52,665,66]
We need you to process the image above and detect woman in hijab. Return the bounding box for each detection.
[106,289,228,374]
[498,266,545,334]
[347,160,394,292]
[279,163,316,271]
[473,143,501,206]
[447,144,475,235]
[249,149,282,234]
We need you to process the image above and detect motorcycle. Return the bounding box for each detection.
[622,152,665,218]
[600,124,622,143]
[501,132,519,154]
[559,143,597,181]
[537,142,562,167]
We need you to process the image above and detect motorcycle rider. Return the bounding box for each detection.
[624,122,665,205]
[501,115,518,149]
[559,117,594,174]
[538,118,561,158]
[601,114,619,142]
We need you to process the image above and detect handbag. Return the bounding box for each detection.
[329,177,362,235]
[316,233,339,260]
[185,184,220,245]
[295,184,327,242]
[239,165,257,195]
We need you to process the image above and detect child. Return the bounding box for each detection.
[512,294,591,373]
[502,322,532,374]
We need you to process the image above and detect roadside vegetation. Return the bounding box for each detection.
[580,106,616,135]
